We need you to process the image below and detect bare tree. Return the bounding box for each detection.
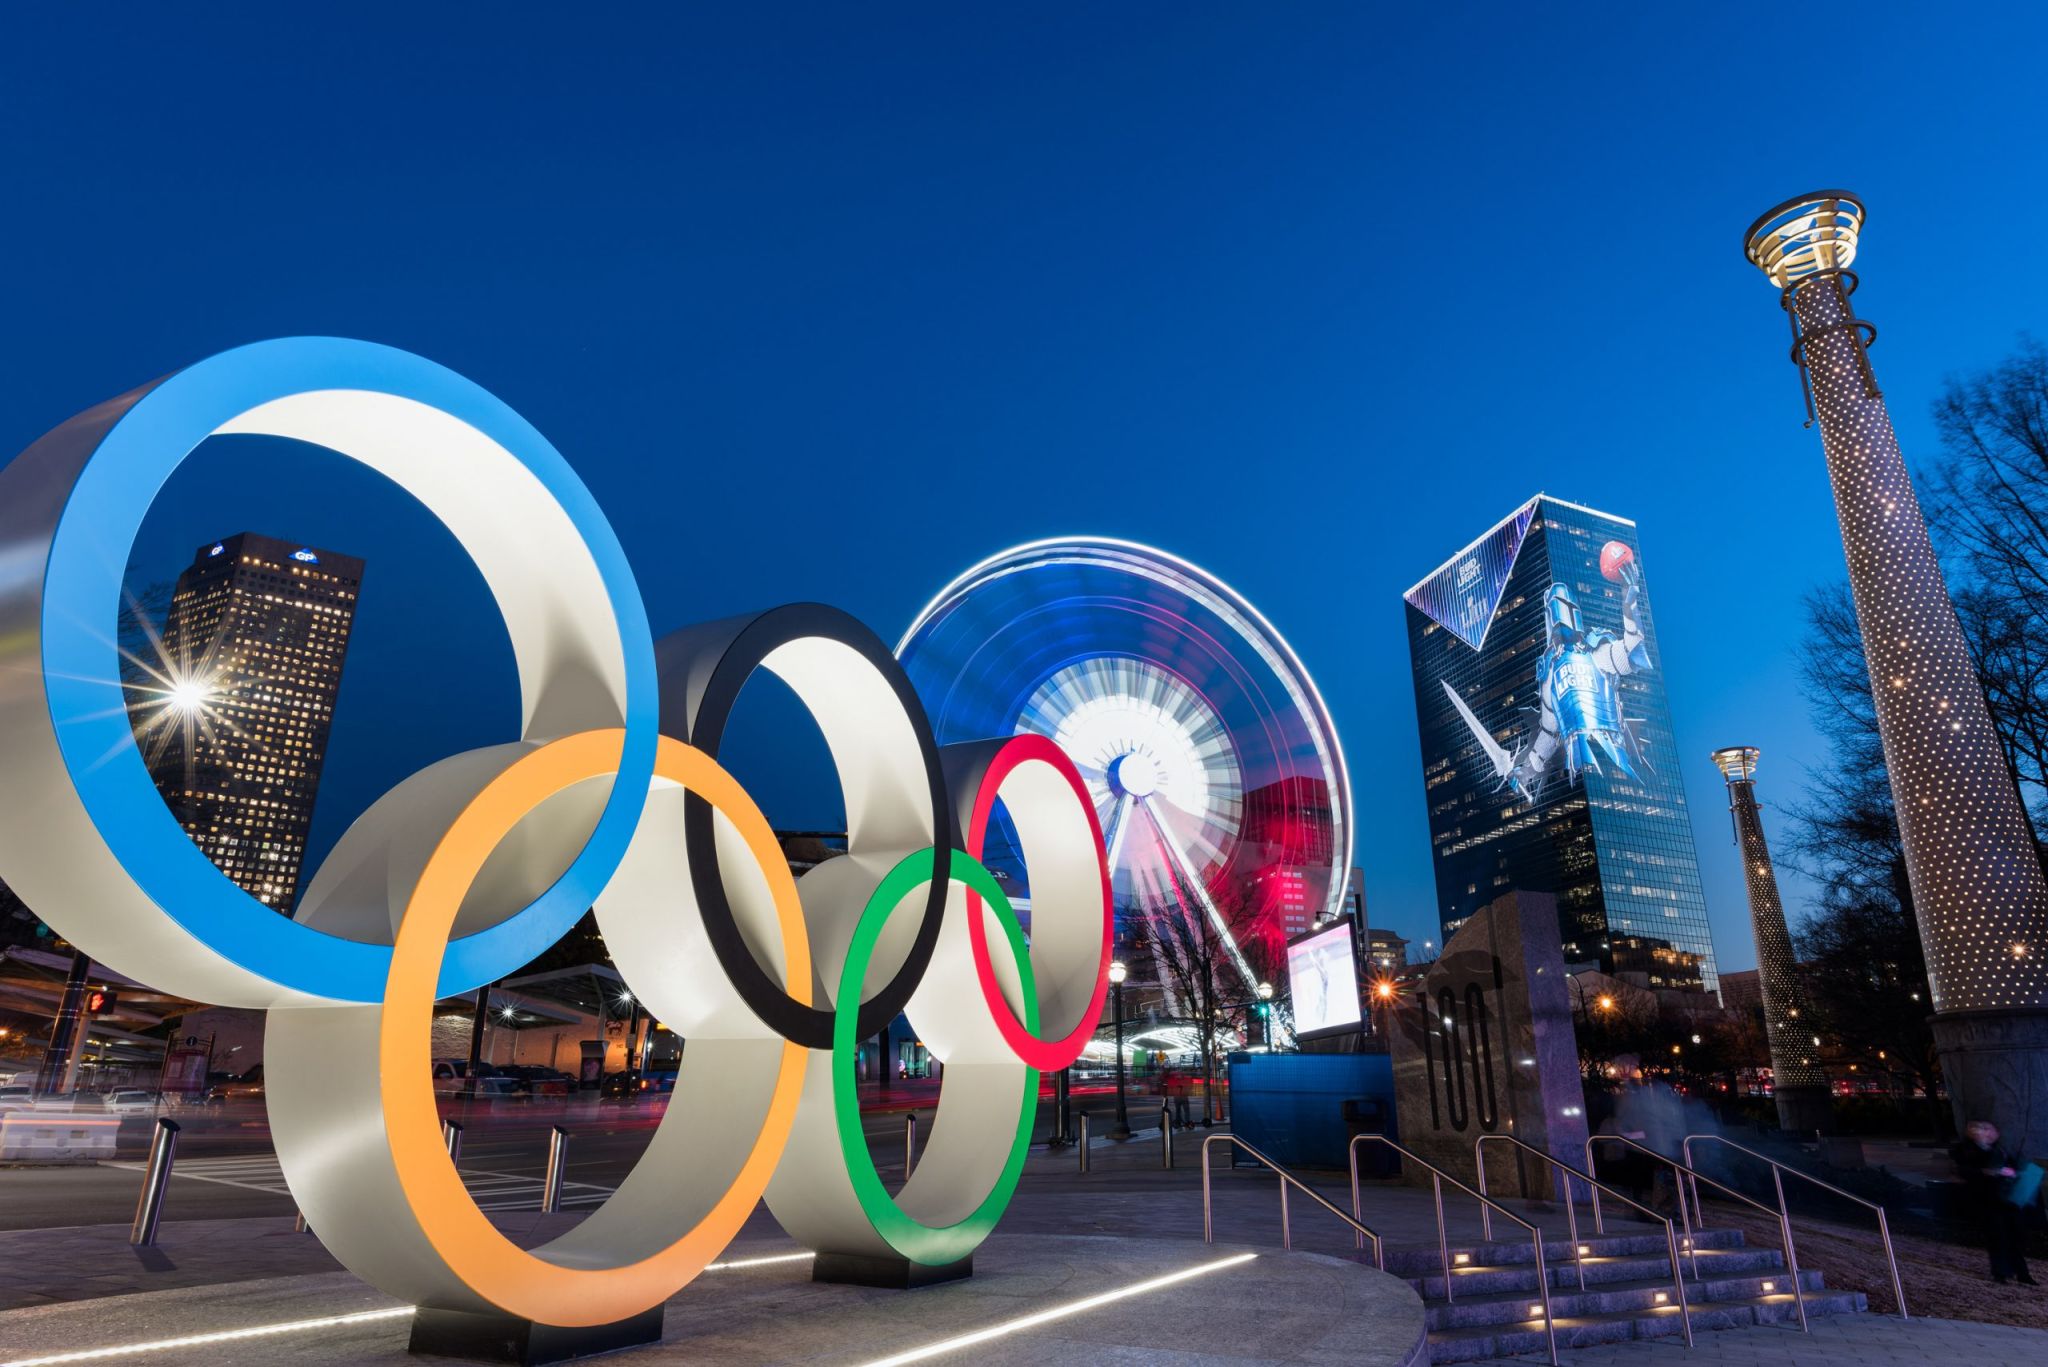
[1928,338,2048,821]
[1141,876,1272,1125]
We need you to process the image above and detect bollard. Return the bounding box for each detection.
[1161,1101,1174,1170]
[1077,1112,1090,1173]
[129,1117,181,1247]
[904,1112,918,1176]
[540,1126,568,1213]
[442,1118,464,1164]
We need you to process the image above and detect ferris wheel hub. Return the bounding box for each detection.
[1108,751,1160,798]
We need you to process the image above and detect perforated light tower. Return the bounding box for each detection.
[1710,747,1830,1134]
[1745,192,2048,1149]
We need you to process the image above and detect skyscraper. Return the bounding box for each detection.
[134,533,363,910]
[1743,191,2048,1149]
[1404,494,1720,994]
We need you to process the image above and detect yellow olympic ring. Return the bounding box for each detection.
[377,730,808,1327]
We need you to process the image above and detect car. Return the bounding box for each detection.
[203,1066,265,1106]
[495,1065,572,1098]
[598,1070,650,1102]
[0,1085,35,1114]
[430,1060,520,1099]
[103,1089,159,1115]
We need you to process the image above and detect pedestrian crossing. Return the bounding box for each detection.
[107,1152,618,1213]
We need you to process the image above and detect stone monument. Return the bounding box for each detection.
[1389,890,1588,1196]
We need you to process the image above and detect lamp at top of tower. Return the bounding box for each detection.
[1710,746,1761,783]
[1743,191,1865,291]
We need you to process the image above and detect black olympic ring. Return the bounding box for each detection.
[658,603,953,1050]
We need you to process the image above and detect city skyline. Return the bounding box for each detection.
[8,8,2048,973]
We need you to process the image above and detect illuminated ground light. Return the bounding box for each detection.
[0,1308,415,1367]
[0,1254,818,1366]
[858,1253,1258,1367]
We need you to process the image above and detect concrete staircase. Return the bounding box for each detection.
[1393,1227,1867,1362]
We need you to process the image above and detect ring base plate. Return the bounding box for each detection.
[408,1305,664,1364]
[812,1251,974,1289]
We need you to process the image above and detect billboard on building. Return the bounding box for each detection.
[1412,502,1656,803]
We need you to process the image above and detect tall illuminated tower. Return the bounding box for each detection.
[1744,192,2048,1147]
[1711,747,1829,1133]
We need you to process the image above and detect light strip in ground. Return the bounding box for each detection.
[0,1307,416,1366]
[0,1250,815,1366]
[856,1251,1258,1367]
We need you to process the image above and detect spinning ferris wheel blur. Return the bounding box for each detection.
[897,539,1350,996]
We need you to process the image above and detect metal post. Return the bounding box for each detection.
[1474,1139,1494,1242]
[541,1126,568,1213]
[1584,1140,1605,1233]
[904,1112,918,1176]
[1433,1172,1455,1304]
[1533,1236,1556,1365]
[1665,1221,1695,1348]
[1772,1169,1809,1332]
[35,952,90,1096]
[1562,1169,1587,1291]
[294,1208,310,1234]
[1109,978,1131,1139]
[129,1118,180,1246]
[1279,1172,1291,1249]
[1077,1112,1090,1173]
[1877,1206,1908,1318]
[443,1118,463,1164]
[1160,1101,1174,1169]
[1201,1135,1214,1241]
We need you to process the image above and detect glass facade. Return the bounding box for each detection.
[1404,496,1720,996]
[135,532,363,911]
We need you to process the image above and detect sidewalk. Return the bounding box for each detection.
[4,1143,2047,1365]
[1550,1314,2048,1365]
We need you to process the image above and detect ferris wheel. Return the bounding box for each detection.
[896,539,1350,997]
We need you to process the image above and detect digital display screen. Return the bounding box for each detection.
[1286,922,1361,1038]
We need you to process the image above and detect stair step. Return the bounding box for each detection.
[1382,1226,1744,1277]
[1424,1287,1868,1362]
[1423,1271,1824,1329]
[1406,1244,1785,1299]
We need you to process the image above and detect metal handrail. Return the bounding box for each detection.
[1352,1135,1558,1367]
[1200,1134,1385,1271]
[1476,1134,1693,1350]
[1683,1133,1907,1320]
[1586,1135,1807,1334]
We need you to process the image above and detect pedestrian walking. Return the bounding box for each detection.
[1951,1119,2037,1285]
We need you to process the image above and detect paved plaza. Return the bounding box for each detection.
[2,1134,2045,1364]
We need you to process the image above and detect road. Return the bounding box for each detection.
[0,1080,1176,1232]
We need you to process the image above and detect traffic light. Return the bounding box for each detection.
[85,987,116,1015]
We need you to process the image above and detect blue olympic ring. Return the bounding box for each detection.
[39,337,657,1000]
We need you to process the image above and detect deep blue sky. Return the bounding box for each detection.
[6,7,2047,973]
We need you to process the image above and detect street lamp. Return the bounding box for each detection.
[1108,959,1131,1139]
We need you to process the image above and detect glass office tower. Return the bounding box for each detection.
[137,532,364,911]
[1404,495,1719,995]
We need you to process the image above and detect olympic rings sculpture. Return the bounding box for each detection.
[0,338,1113,1329]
